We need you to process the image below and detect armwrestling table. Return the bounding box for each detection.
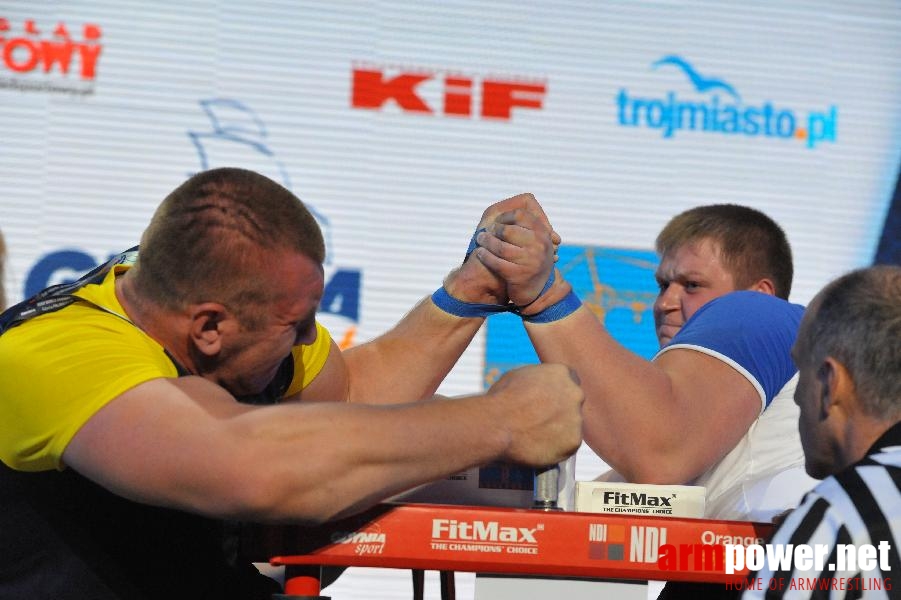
[240,502,772,599]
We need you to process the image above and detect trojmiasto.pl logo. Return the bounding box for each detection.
[616,55,837,149]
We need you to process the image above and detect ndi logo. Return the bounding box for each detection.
[616,55,837,149]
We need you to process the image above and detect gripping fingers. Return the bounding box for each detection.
[479,223,534,256]
[494,210,555,259]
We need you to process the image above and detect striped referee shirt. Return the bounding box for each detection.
[742,421,901,599]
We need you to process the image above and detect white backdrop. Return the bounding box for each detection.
[1,1,899,598]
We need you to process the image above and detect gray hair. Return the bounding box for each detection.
[805,265,901,420]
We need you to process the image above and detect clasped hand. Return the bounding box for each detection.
[445,193,559,308]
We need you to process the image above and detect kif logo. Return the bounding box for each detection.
[351,63,546,121]
[0,17,102,89]
[617,55,837,149]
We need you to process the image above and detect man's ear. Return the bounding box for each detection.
[188,302,230,357]
[749,278,776,296]
[816,357,852,417]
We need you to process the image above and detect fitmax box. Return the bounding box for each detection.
[575,481,706,518]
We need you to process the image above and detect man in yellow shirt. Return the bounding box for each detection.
[0,167,583,599]
[0,227,6,311]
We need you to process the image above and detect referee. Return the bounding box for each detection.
[742,265,901,599]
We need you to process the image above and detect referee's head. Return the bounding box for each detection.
[792,265,901,479]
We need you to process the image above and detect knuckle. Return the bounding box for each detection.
[495,244,514,261]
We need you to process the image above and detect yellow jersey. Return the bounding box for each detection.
[0,264,332,472]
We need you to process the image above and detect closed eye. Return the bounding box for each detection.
[293,315,317,345]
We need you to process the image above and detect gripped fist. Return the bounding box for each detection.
[473,193,560,307]
[487,363,584,467]
[444,255,507,305]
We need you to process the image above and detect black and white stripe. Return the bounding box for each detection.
[742,437,901,600]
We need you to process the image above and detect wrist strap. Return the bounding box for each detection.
[513,270,555,312]
[464,227,487,262]
[521,290,582,323]
[449,227,578,321]
[431,286,509,318]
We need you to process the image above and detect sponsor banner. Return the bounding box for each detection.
[576,481,706,518]
[616,55,838,149]
[267,503,771,584]
[0,16,103,95]
[351,62,546,121]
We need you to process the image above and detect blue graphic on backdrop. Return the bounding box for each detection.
[25,250,97,298]
[617,55,837,148]
[188,99,334,264]
[484,245,659,387]
[186,99,360,332]
[874,161,901,265]
[652,55,741,101]
[24,101,361,337]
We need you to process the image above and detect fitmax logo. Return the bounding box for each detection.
[352,64,545,120]
[617,55,836,149]
[432,519,538,543]
[603,491,673,507]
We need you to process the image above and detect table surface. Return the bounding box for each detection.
[241,502,772,585]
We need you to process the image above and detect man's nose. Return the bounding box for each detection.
[654,284,680,313]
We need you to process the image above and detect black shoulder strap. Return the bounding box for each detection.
[0,247,139,335]
[0,245,292,405]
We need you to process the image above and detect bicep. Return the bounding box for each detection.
[62,376,257,515]
[656,348,762,473]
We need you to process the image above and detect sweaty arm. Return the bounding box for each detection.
[524,291,800,484]
[63,362,583,524]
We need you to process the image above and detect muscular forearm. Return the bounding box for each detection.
[65,378,513,524]
[524,306,699,483]
[263,361,583,523]
[226,395,514,523]
[342,296,484,403]
[342,258,504,404]
[66,371,582,525]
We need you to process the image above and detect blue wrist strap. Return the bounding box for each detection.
[443,226,577,321]
[431,286,509,318]
[513,270,555,312]
[521,290,582,323]
[464,227,487,261]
